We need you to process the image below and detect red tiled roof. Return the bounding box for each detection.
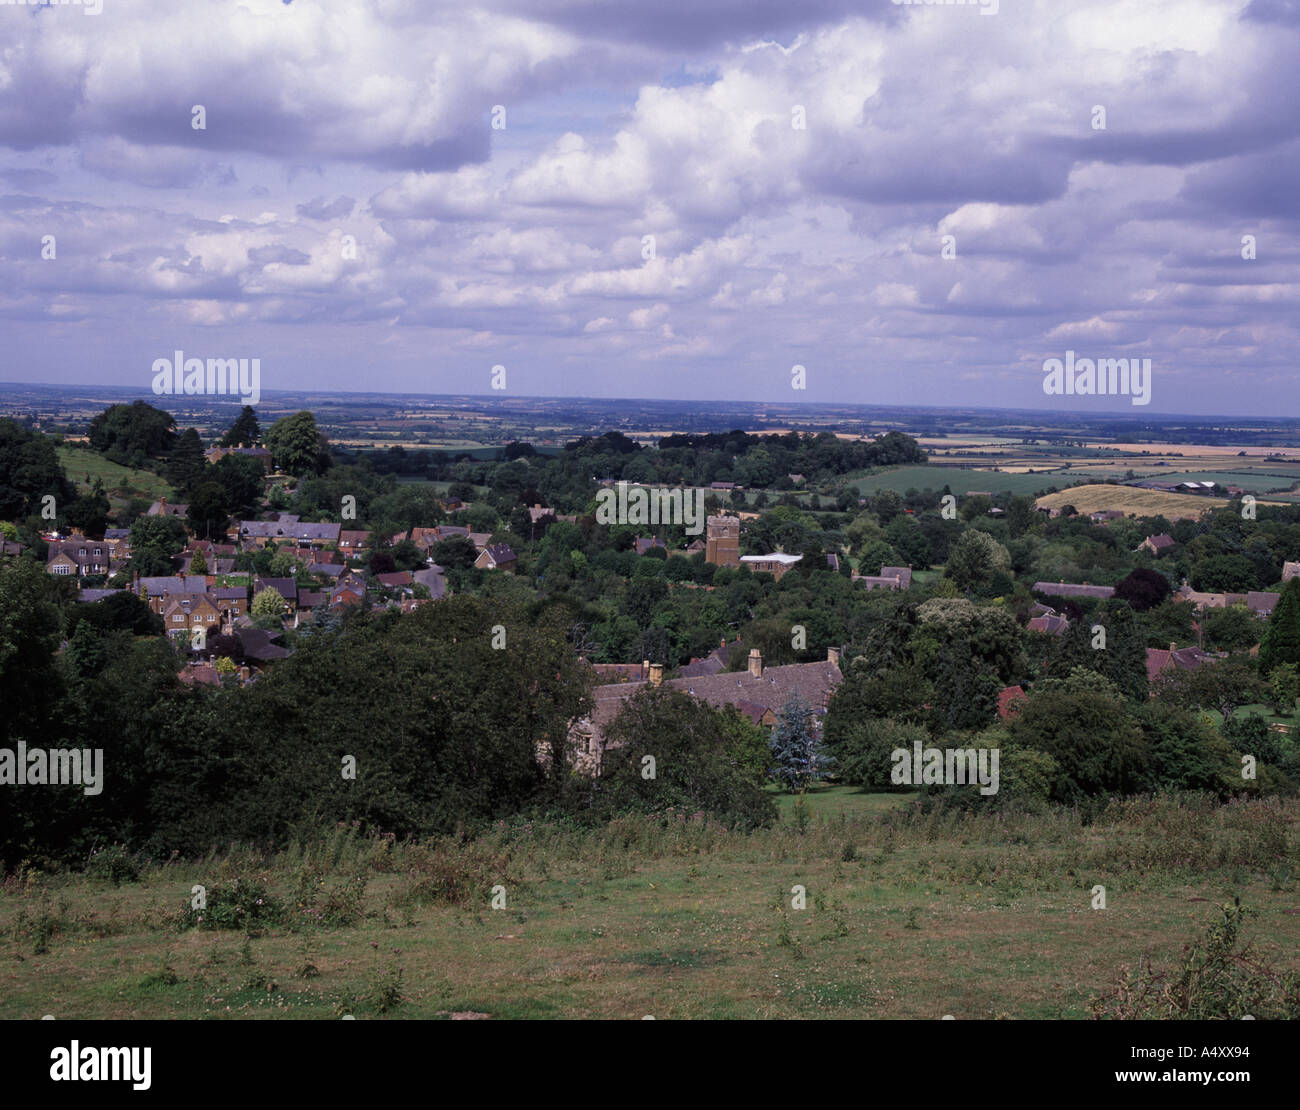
[997,685,1028,720]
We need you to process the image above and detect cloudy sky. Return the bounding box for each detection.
[2,0,1297,414]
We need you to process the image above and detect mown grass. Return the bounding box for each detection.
[2,793,1297,1020]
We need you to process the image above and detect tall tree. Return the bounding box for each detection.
[251,586,287,616]
[0,556,65,743]
[0,418,75,519]
[166,428,207,496]
[220,405,261,448]
[943,528,1011,593]
[1007,672,1151,801]
[1259,579,1300,675]
[63,481,112,538]
[211,452,265,511]
[186,482,230,542]
[265,411,330,477]
[1044,601,1149,702]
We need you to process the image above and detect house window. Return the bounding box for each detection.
[172,615,183,623]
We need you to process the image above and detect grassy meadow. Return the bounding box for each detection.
[56,443,171,508]
[843,466,1063,498]
[3,790,1297,1021]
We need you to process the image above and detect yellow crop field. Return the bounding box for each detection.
[1035,484,1227,518]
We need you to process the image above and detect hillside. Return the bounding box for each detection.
[56,443,172,505]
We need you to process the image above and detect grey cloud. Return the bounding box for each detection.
[1243,0,1300,25]
[494,0,896,50]
[2,168,57,189]
[248,244,312,266]
[1180,141,1300,219]
[296,195,356,221]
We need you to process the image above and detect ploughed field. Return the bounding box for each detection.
[2,790,1297,1020]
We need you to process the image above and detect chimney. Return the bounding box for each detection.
[827,646,841,666]
[648,663,664,688]
[748,648,763,678]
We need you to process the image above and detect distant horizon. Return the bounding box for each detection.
[2,379,1297,427]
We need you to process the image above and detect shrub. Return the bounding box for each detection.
[179,878,285,931]
[389,843,501,909]
[1091,899,1300,1019]
[85,845,141,886]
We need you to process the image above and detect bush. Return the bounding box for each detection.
[832,718,929,791]
[1091,899,1300,1019]
[388,843,502,909]
[85,845,141,886]
[180,878,285,931]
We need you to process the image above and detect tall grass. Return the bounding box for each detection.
[2,794,1295,926]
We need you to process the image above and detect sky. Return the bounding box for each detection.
[1,0,1297,415]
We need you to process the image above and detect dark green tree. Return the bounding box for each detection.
[1044,602,1148,702]
[265,411,330,477]
[1114,567,1172,612]
[0,556,65,744]
[1259,579,1300,675]
[88,401,176,464]
[0,418,75,519]
[211,452,265,511]
[165,428,207,496]
[581,686,776,829]
[186,482,230,541]
[220,405,261,448]
[1153,656,1267,721]
[63,482,111,537]
[1007,672,1151,801]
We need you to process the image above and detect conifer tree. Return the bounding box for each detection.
[769,694,834,792]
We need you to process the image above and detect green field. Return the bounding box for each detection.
[1133,471,1300,493]
[5,793,1296,1020]
[56,444,171,503]
[843,466,1074,499]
